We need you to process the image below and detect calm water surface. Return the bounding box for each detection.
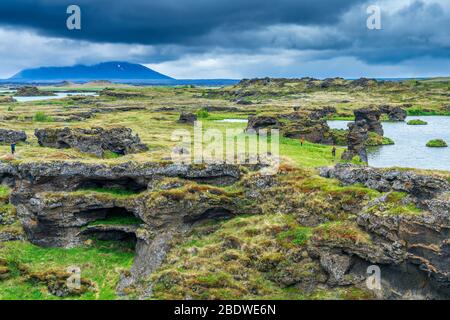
[328,116,450,171]
[13,92,98,102]
[214,119,248,123]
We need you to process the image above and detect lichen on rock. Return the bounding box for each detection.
[34,126,148,157]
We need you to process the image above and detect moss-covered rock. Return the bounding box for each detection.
[330,129,347,146]
[246,112,334,144]
[27,269,96,297]
[426,139,447,147]
[407,119,428,125]
[366,132,394,146]
[15,86,55,97]
[332,129,394,147]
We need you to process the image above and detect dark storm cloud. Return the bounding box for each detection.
[336,0,450,64]
[0,0,449,78]
[0,0,367,44]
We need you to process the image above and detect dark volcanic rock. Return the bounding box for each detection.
[307,106,337,120]
[15,86,54,97]
[341,120,369,162]
[203,106,239,112]
[4,157,450,299]
[0,96,15,103]
[246,112,333,144]
[155,107,176,112]
[34,127,148,157]
[7,161,245,248]
[379,105,407,121]
[80,224,139,241]
[354,107,383,136]
[281,116,333,144]
[340,105,406,160]
[177,112,197,124]
[235,99,253,105]
[246,115,280,131]
[0,129,27,144]
[319,164,450,298]
[100,89,146,98]
[350,78,378,88]
[5,160,248,296]
[319,164,449,202]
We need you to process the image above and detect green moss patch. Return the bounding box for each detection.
[33,111,53,122]
[149,212,372,300]
[365,192,422,216]
[312,221,372,245]
[366,132,394,146]
[0,186,10,202]
[88,215,141,227]
[407,119,428,125]
[76,187,139,198]
[426,139,448,148]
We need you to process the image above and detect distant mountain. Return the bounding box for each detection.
[8,61,173,82]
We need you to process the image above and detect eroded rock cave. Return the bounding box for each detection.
[0,160,448,299]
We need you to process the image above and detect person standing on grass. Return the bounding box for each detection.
[300,137,305,146]
[332,146,336,159]
[10,143,16,155]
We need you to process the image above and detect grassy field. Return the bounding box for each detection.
[0,240,134,300]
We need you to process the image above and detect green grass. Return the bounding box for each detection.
[75,187,139,197]
[406,107,450,116]
[88,215,142,226]
[0,240,134,300]
[277,226,312,245]
[279,137,347,167]
[312,221,372,244]
[0,185,10,201]
[33,111,53,122]
[103,151,121,159]
[196,108,210,119]
[201,119,346,168]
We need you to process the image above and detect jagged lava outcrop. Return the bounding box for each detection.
[246,111,333,144]
[35,127,148,157]
[320,164,450,298]
[1,159,449,299]
[0,129,27,144]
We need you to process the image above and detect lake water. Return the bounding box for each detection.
[214,119,248,123]
[328,116,450,171]
[13,92,98,102]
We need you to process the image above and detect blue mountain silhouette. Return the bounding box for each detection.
[9,61,173,81]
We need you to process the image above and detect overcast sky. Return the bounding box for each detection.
[0,0,449,79]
